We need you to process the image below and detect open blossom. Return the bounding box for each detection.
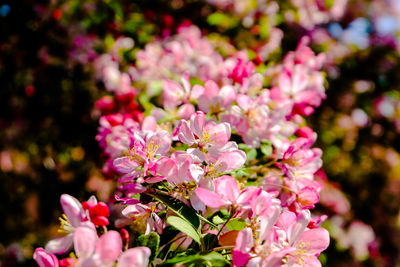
[176,111,233,161]
[113,130,171,180]
[274,210,330,267]
[122,202,164,235]
[45,194,89,254]
[280,137,323,180]
[73,223,150,267]
[195,80,236,114]
[195,175,261,210]
[162,74,198,112]
[232,191,282,266]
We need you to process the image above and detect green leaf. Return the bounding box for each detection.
[212,215,225,225]
[160,252,227,266]
[198,215,219,229]
[134,232,160,262]
[260,141,273,156]
[207,13,230,26]
[167,216,201,245]
[246,149,257,162]
[145,191,200,230]
[226,218,247,231]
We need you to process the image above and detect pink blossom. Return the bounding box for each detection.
[73,224,123,266]
[196,80,236,114]
[113,130,171,180]
[117,247,151,267]
[122,202,164,234]
[45,194,89,254]
[195,175,261,209]
[33,248,58,267]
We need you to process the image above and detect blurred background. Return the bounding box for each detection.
[2,0,400,266]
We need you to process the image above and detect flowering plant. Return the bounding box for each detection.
[34,17,331,265]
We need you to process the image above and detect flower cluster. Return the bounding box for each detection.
[34,22,331,266]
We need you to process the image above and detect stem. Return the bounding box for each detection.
[213,246,235,251]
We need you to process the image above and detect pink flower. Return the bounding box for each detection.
[196,80,236,114]
[232,191,282,266]
[195,175,261,209]
[162,74,197,112]
[117,247,151,267]
[33,248,58,267]
[122,202,164,234]
[281,138,322,180]
[113,130,171,180]
[45,195,89,254]
[176,111,232,161]
[73,223,123,266]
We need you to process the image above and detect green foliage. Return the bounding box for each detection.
[134,232,160,262]
[226,218,247,231]
[160,251,229,267]
[145,191,200,230]
[166,216,202,245]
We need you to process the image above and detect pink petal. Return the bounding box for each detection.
[116,247,151,267]
[190,111,205,138]
[176,104,195,120]
[142,116,157,132]
[177,121,195,145]
[215,175,240,203]
[163,79,183,110]
[156,157,178,181]
[45,234,73,255]
[232,250,250,267]
[288,210,311,245]
[208,123,231,146]
[74,225,98,259]
[113,157,140,174]
[60,194,85,228]
[195,187,228,208]
[189,164,204,182]
[219,85,236,108]
[236,94,252,111]
[235,228,253,253]
[236,186,262,209]
[190,84,204,99]
[216,150,246,172]
[96,230,122,263]
[34,248,59,267]
[294,228,330,255]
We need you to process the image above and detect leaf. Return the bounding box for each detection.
[145,191,200,230]
[160,252,228,266]
[207,13,230,26]
[198,215,219,229]
[212,215,225,225]
[166,216,201,245]
[134,232,160,262]
[226,218,247,231]
[246,149,257,162]
[260,141,273,156]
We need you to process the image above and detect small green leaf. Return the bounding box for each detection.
[145,191,200,230]
[167,216,201,245]
[246,149,257,162]
[260,142,273,156]
[198,214,219,229]
[212,215,225,225]
[226,218,247,231]
[207,13,230,26]
[134,232,160,262]
[160,252,227,266]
